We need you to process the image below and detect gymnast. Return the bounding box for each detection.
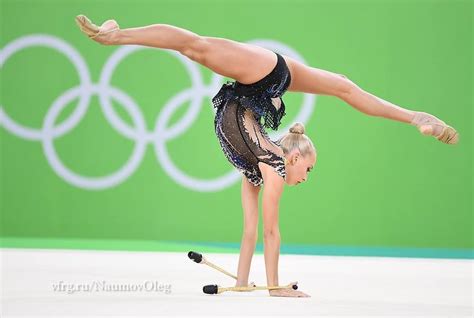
[75,15,459,297]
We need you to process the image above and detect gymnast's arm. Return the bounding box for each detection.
[259,162,284,289]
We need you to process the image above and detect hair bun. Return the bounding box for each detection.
[289,122,305,135]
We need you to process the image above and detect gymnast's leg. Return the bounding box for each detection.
[282,54,459,144]
[75,16,278,85]
[76,16,458,144]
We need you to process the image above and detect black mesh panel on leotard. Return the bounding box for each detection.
[214,100,286,186]
[212,51,291,186]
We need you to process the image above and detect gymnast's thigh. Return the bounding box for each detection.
[196,37,278,84]
[281,54,356,98]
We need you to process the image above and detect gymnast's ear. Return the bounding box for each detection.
[287,149,301,165]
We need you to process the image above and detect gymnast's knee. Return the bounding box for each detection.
[336,75,360,100]
[181,36,209,63]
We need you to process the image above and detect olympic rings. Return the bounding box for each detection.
[0,34,316,191]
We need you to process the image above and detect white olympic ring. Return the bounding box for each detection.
[0,34,316,191]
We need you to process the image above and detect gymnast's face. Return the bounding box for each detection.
[284,149,317,186]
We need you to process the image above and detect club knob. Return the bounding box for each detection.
[188,251,203,263]
[203,284,218,294]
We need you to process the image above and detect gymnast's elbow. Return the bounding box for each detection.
[263,225,281,240]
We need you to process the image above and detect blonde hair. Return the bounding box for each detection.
[277,122,316,157]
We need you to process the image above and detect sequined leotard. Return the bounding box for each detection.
[213,52,292,186]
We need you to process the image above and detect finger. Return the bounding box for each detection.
[277,290,291,296]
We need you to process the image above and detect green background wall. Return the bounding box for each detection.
[1,0,472,258]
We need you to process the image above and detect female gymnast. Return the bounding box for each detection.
[75,16,459,298]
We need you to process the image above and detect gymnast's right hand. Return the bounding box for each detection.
[269,282,311,297]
